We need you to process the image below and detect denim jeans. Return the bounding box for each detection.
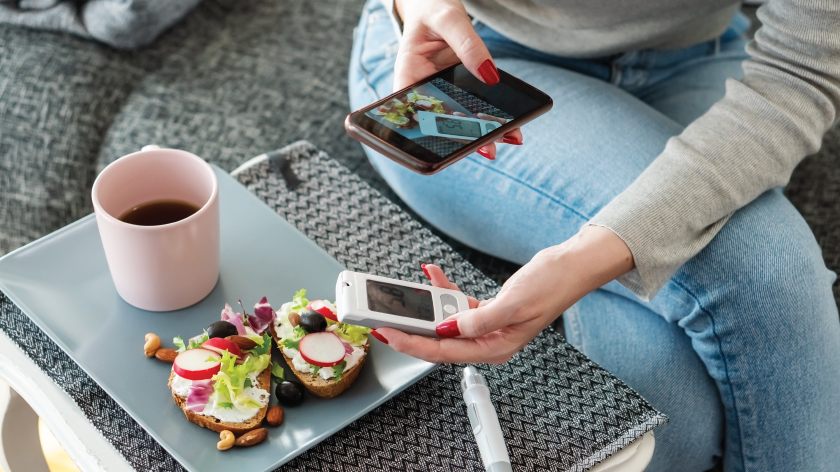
[348,1,840,470]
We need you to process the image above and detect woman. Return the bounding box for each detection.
[348,0,840,470]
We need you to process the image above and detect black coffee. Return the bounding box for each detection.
[118,200,200,226]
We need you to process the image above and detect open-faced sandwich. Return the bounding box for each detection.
[167,298,277,435]
[271,289,371,399]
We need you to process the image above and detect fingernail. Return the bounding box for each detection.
[421,263,431,280]
[370,329,389,344]
[503,135,522,145]
[477,59,500,86]
[436,319,460,338]
[477,147,494,160]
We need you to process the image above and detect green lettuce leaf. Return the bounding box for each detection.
[174,331,210,353]
[270,362,285,384]
[333,360,347,382]
[211,351,271,410]
[249,333,272,356]
[280,338,300,350]
[218,402,234,409]
[289,289,309,313]
[333,323,372,345]
[173,336,186,353]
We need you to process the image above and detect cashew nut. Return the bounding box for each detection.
[144,333,161,357]
[217,430,235,451]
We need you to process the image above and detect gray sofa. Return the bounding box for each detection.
[0,0,837,308]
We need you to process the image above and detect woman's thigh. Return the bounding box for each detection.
[564,290,724,472]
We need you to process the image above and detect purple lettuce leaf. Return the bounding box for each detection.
[221,303,247,336]
[185,380,214,413]
[248,297,275,335]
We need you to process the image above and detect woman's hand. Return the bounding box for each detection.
[373,226,635,364]
[394,0,523,158]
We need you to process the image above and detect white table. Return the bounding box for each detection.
[0,322,653,472]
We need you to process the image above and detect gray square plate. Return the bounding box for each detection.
[0,165,434,472]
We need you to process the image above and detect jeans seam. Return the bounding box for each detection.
[355,5,385,102]
[671,277,747,472]
[464,156,592,222]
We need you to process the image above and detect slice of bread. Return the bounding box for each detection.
[280,343,368,399]
[270,324,368,399]
[168,358,271,436]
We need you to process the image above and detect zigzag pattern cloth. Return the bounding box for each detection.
[0,141,666,471]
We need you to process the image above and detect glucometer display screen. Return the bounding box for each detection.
[436,116,481,138]
[366,280,434,321]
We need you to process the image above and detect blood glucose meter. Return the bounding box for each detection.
[335,270,470,337]
[416,111,501,141]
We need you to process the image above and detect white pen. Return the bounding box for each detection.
[461,366,513,472]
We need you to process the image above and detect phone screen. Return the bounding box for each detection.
[366,280,435,321]
[351,64,550,165]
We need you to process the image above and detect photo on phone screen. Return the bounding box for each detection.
[365,78,512,157]
[347,64,552,174]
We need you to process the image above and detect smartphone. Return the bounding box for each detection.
[335,270,470,337]
[345,63,553,175]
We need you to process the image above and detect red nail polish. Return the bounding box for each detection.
[436,319,460,338]
[370,329,389,344]
[422,263,431,280]
[477,147,494,160]
[477,59,500,86]
[503,135,522,145]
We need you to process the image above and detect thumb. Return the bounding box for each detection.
[436,11,499,85]
[439,297,518,338]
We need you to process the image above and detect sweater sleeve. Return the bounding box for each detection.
[588,0,840,301]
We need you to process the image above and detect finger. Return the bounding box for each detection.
[440,296,537,339]
[476,143,497,160]
[474,113,507,124]
[435,10,499,85]
[501,128,523,146]
[452,111,468,117]
[423,264,480,308]
[375,327,514,364]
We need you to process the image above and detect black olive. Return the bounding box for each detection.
[207,320,237,339]
[299,310,327,333]
[276,381,304,406]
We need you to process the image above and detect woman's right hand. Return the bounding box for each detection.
[394,0,523,156]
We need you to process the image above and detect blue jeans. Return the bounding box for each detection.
[348,2,840,470]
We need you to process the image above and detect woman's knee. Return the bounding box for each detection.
[678,189,838,332]
[565,293,724,472]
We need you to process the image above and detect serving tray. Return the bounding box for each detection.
[0,165,434,472]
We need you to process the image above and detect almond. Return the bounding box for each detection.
[226,335,258,350]
[155,349,178,364]
[288,312,301,327]
[265,405,284,426]
[234,428,268,447]
[155,348,178,363]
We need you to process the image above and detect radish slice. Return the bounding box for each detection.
[298,332,346,367]
[201,338,242,358]
[173,349,221,381]
[306,300,338,321]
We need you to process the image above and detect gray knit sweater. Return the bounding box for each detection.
[463,0,840,300]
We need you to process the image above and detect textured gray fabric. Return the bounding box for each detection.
[0,141,667,471]
[0,0,203,49]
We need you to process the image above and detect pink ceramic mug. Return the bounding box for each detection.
[92,146,220,311]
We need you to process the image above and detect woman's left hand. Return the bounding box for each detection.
[372,226,635,364]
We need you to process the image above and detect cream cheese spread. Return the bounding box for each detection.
[170,370,268,423]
